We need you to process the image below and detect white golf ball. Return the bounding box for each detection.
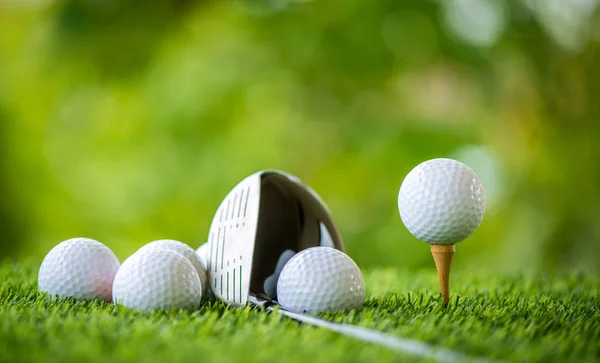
[398,158,486,244]
[138,239,207,295]
[113,249,202,311]
[38,237,120,302]
[195,242,210,270]
[277,247,365,314]
[195,242,214,298]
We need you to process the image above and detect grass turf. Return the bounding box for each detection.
[1,261,599,363]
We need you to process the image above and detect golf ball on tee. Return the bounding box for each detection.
[138,239,207,294]
[398,158,486,244]
[112,248,202,310]
[38,237,120,302]
[276,247,365,314]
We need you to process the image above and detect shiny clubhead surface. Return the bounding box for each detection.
[263,249,296,298]
[112,249,202,311]
[398,158,486,245]
[38,237,120,302]
[206,170,344,307]
[276,246,364,314]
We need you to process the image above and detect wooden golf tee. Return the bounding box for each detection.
[430,244,455,306]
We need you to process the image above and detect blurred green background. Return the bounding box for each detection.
[0,0,599,273]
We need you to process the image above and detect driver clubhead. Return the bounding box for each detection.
[206,170,344,307]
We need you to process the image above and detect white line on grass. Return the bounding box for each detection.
[274,308,501,363]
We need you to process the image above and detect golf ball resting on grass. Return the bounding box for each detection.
[112,248,202,311]
[38,238,120,302]
[138,239,207,296]
[276,247,365,314]
[398,158,485,305]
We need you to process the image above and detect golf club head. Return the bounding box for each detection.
[206,170,344,307]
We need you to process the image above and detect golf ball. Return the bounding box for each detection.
[38,237,120,302]
[113,248,202,311]
[139,239,207,295]
[277,247,364,314]
[195,242,210,270]
[195,242,214,298]
[398,158,486,244]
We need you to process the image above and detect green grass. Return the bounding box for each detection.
[1,262,599,363]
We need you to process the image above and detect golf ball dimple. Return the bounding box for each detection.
[38,237,120,302]
[398,158,486,244]
[138,239,207,295]
[276,247,365,314]
[112,249,202,311]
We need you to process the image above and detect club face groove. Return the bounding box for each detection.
[207,170,345,307]
[208,172,261,306]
